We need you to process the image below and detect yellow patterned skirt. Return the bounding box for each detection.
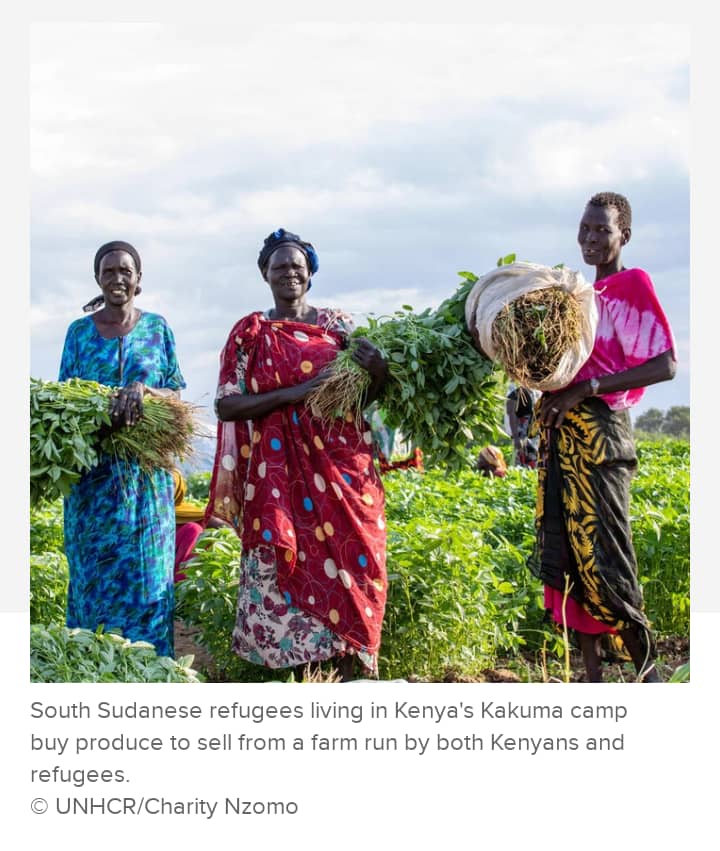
[527,397,655,660]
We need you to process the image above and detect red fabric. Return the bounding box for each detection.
[544,586,616,635]
[378,447,424,474]
[174,522,204,582]
[206,311,387,655]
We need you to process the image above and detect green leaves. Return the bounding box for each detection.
[30,377,198,507]
[377,444,689,679]
[668,661,690,683]
[304,270,505,467]
[347,273,504,469]
[631,439,690,637]
[30,551,68,625]
[29,439,689,683]
[30,378,108,505]
[30,624,202,683]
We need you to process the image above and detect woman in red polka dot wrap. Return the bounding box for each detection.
[206,229,389,680]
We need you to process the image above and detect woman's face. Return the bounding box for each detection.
[96,250,141,306]
[264,245,310,302]
[577,204,629,270]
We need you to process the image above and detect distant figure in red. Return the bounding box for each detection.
[368,404,423,474]
[172,469,230,582]
[377,446,424,474]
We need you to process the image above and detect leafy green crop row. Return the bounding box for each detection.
[30,439,689,682]
[30,623,201,683]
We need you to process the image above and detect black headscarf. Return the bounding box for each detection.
[83,240,142,313]
[257,228,319,277]
[93,240,142,278]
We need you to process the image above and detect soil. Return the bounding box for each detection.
[174,622,689,684]
[174,622,216,674]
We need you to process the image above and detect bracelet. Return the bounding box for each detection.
[589,377,601,396]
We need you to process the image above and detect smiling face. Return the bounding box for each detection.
[577,203,630,280]
[96,250,141,306]
[263,244,310,304]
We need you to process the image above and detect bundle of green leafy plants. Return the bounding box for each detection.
[305,271,502,469]
[30,623,201,683]
[30,377,197,506]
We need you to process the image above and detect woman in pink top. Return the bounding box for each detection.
[527,191,676,682]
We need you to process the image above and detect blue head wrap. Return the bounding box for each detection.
[257,229,319,283]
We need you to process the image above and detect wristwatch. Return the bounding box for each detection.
[589,377,601,396]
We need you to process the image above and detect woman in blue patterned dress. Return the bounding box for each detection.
[58,241,186,658]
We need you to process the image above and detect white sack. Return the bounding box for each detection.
[464,261,598,391]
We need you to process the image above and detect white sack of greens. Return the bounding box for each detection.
[464,259,598,392]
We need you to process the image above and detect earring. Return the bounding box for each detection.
[135,285,142,296]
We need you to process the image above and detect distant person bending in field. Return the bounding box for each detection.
[476,445,507,478]
[528,191,676,682]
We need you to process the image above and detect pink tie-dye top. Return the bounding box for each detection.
[572,267,676,411]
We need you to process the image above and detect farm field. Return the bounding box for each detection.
[30,439,690,684]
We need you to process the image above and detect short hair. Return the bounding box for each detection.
[587,192,632,231]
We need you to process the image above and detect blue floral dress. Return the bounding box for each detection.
[58,312,186,657]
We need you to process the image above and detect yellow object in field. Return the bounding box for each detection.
[172,468,206,524]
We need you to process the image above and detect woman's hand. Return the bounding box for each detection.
[286,368,333,404]
[539,350,677,429]
[538,383,588,429]
[109,381,145,427]
[352,337,388,407]
[206,515,234,530]
[351,337,388,382]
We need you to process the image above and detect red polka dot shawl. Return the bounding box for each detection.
[206,310,387,654]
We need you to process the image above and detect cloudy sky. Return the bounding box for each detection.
[29,18,690,432]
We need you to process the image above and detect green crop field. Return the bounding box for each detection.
[30,439,689,683]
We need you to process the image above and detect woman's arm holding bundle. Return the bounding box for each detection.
[216,372,330,422]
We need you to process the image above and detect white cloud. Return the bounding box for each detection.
[29,19,691,421]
